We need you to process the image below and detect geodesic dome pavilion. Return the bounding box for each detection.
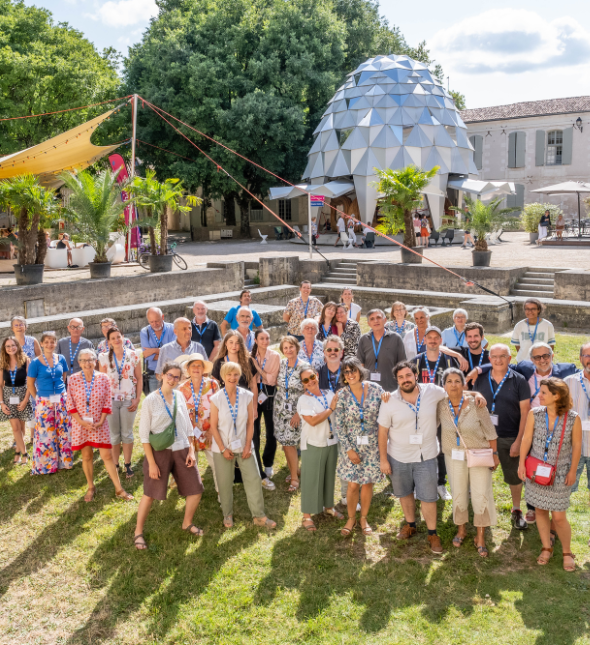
[301,54,478,227]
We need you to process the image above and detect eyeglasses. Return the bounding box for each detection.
[12,323,25,329]
[531,354,551,361]
[325,348,340,353]
[343,369,357,375]
[69,325,84,330]
[524,307,539,312]
[165,374,181,381]
[301,374,317,384]
[582,354,590,359]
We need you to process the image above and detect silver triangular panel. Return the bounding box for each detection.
[308,135,322,155]
[424,147,449,174]
[450,147,469,174]
[358,109,384,127]
[341,127,369,150]
[389,147,415,169]
[403,126,432,148]
[322,130,340,152]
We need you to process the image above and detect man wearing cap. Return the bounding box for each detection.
[141,307,176,393]
[57,318,94,376]
[155,318,207,381]
[190,300,221,361]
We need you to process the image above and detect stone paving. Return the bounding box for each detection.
[0,231,579,288]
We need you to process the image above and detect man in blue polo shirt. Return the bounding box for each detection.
[220,289,263,334]
[140,307,175,393]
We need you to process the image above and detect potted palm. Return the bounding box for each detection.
[0,174,57,285]
[373,165,438,264]
[129,170,200,273]
[521,203,562,244]
[60,168,128,279]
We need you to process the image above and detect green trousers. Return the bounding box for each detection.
[300,443,338,515]
[213,452,266,519]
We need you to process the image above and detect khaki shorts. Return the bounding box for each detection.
[142,447,204,500]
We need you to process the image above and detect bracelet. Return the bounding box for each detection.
[493,451,499,455]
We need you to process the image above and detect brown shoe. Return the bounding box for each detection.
[397,524,417,540]
[427,534,443,554]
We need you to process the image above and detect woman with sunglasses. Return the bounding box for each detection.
[334,357,386,536]
[134,362,204,550]
[297,366,344,531]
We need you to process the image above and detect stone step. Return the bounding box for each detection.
[515,282,554,291]
[331,270,357,278]
[511,289,555,297]
[523,272,556,278]
[518,277,554,285]
[324,276,356,284]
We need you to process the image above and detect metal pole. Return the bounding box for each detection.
[308,192,312,260]
[578,192,581,239]
[128,94,138,261]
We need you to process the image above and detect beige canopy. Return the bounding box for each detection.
[0,108,122,188]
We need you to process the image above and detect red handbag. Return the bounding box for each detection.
[525,412,567,486]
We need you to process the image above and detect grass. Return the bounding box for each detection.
[1,327,590,644]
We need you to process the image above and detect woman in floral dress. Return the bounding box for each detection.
[334,357,384,536]
[298,319,325,371]
[335,304,361,358]
[274,336,310,492]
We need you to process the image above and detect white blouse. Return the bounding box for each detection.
[138,389,194,452]
[210,387,254,454]
[297,390,336,449]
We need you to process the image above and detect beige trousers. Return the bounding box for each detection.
[445,454,497,527]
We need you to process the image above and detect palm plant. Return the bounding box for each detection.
[0,174,57,265]
[128,170,200,255]
[59,168,127,262]
[372,165,438,247]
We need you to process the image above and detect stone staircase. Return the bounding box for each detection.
[511,269,557,298]
[324,259,359,286]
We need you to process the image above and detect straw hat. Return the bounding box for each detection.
[174,353,213,375]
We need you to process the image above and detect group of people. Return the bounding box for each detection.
[1,284,587,569]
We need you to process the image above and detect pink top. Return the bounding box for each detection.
[66,371,112,450]
[253,348,281,386]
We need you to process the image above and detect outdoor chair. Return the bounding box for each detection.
[363,231,375,248]
[274,226,284,240]
[429,230,440,245]
[440,229,454,246]
[258,229,268,244]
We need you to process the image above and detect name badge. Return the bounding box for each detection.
[409,434,423,445]
[490,414,499,426]
[284,403,293,412]
[582,421,590,433]
[258,392,268,404]
[230,439,242,451]
[193,429,203,439]
[356,436,369,446]
[9,396,20,404]
[327,435,339,446]
[452,449,465,461]
[370,372,381,382]
[536,464,552,478]
[49,394,61,403]
[82,416,93,424]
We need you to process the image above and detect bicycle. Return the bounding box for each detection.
[138,241,188,270]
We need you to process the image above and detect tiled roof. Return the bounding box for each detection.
[461,96,590,123]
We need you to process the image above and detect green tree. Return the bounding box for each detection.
[453,195,519,252]
[373,165,438,247]
[0,0,121,155]
[521,202,562,233]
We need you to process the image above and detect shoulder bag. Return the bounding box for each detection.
[454,415,495,468]
[525,412,567,486]
[149,392,178,451]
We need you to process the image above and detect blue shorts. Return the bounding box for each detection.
[387,454,438,503]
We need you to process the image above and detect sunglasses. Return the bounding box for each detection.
[343,369,357,375]
[301,374,317,384]
[325,348,340,353]
[531,354,551,361]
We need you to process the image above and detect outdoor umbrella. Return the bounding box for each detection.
[531,181,590,238]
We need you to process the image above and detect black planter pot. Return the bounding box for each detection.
[148,254,174,273]
[472,250,492,267]
[89,261,112,279]
[400,246,424,263]
[13,264,44,285]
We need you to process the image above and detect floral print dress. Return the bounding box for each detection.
[179,377,219,450]
[298,339,325,371]
[66,371,113,450]
[340,320,361,358]
[273,358,310,446]
[334,381,384,484]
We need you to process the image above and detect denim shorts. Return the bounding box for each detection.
[387,454,438,503]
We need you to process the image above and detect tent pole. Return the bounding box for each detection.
[128,93,138,261]
[308,193,312,260]
[578,192,582,239]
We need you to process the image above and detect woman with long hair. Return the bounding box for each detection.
[317,302,338,342]
[211,330,258,402]
[0,337,34,464]
[340,287,362,323]
[27,331,72,475]
[98,327,142,479]
[334,304,361,358]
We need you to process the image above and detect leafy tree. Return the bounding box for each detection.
[373,165,438,247]
[0,0,121,155]
[452,195,518,252]
[520,202,562,233]
[450,90,466,111]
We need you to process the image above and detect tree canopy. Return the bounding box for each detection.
[0,0,121,155]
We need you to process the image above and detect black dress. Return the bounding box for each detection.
[0,363,34,422]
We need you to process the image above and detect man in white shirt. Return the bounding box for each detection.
[236,307,256,352]
[511,298,555,362]
[334,215,347,247]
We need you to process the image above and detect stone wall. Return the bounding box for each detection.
[554,270,590,301]
[259,256,333,288]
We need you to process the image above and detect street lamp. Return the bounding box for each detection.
[575,117,583,133]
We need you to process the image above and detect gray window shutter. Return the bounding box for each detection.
[507,132,516,168]
[516,184,525,208]
[535,130,545,166]
[506,192,515,208]
[562,126,573,164]
[469,135,483,170]
[515,131,526,167]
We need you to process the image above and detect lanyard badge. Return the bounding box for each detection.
[83,372,95,413]
[449,395,464,446]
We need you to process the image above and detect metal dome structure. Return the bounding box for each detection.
[301,54,477,226]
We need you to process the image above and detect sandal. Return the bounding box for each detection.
[360,516,373,535]
[20,452,29,465]
[84,487,96,503]
[537,546,553,565]
[453,534,466,548]
[340,518,356,537]
[287,479,299,493]
[550,530,557,548]
[183,523,204,537]
[124,462,134,479]
[223,515,234,528]
[302,518,317,532]
[473,538,488,558]
[563,552,576,572]
[325,508,344,520]
[134,534,148,550]
[13,451,21,464]
[253,516,277,529]
[115,489,134,501]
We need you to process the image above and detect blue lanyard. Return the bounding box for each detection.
[285,359,298,398]
[415,329,426,353]
[370,332,384,371]
[488,371,509,414]
[543,410,560,462]
[453,327,465,346]
[158,389,177,438]
[302,339,315,360]
[69,338,81,369]
[404,389,422,431]
[527,318,540,344]
[425,352,442,383]
[300,297,310,318]
[9,367,17,394]
[246,333,254,351]
[113,348,126,384]
[150,326,166,347]
[223,387,240,436]
[348,307,352,319]
[256,356,267,391]
[449,395,464,446]
[306,389,333,434]
[40,353,57,393]
[531,372,542,402]
[579,374,590,412]
[393,321,405,334]
[328,366,341,392]
[322,323,331,337]
[349,385,365,434]
[82,372,95,412]
[191,320,206,342]
[468,350,485,371]
[190,379,204,413]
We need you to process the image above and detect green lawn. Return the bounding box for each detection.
[1,330,590,644]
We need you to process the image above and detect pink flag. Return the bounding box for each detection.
[109,153,140,251]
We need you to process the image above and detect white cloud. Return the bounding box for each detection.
[97,0,158,27]
[431,10,590,75]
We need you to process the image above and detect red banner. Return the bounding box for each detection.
[109,153,140,250]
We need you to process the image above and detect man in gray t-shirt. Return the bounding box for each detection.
[57,317,94,374]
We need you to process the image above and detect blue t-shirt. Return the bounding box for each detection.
[140,322,176,371]
[223,306,262,330]
[27,354,68,397]
[441,326,488,350]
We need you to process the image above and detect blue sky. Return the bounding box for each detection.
[24,0,590,109]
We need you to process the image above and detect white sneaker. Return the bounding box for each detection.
[265,467,274,479]
[261,478,276,491]
[437,485,452,501]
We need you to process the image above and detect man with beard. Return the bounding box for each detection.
[458,322,490,378]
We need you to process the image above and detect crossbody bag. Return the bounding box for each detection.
[454,423,495,468]
[525,412,567,486]
[149,392,178,451]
